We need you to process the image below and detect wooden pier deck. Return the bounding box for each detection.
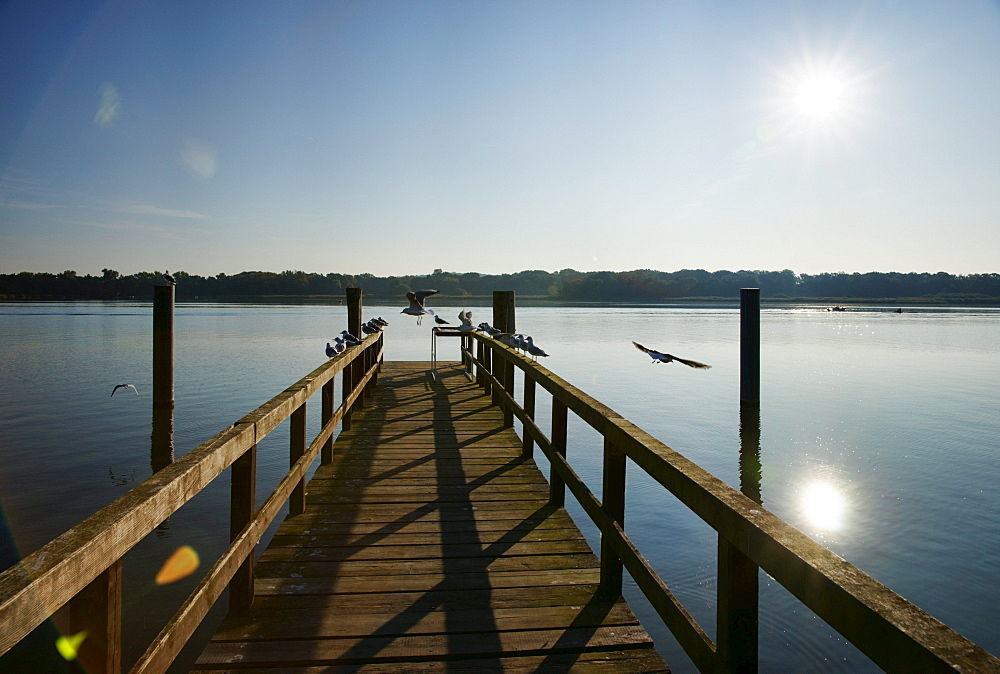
[193,361,669,672]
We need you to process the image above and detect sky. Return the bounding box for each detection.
[1,0,999,277]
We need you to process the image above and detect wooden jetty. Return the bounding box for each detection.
[194,361,668,671]
[2,288,999,673]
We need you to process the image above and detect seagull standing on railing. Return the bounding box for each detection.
[373,317,389,327]
[362,321,380,335]
[434,315,450,325]
[325,342,338,357]
[458,310,477,332]
[111,383,139,396]
[632,341,711,369]
[401,289,439,325]
[525,336,549,360]
[341,330,362,346]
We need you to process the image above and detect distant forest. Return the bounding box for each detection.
[2,268,999,303]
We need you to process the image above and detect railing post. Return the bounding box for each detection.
[69,558,122,674]
[522,375,536,458]
[321,378,334,464]
[342,358,354,431]
[476,338,485,388]
[493,291,516,427]
[717,536,759,672]
[740,288,760,404]
[485,341,494,398]
[549,397,567,506]
[229,440,256,613]
[600,437,626,597]
[289,403,306,516]
[347,288,365,408]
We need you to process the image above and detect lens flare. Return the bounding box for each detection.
[155,545,200,584]
[56,631,87,660]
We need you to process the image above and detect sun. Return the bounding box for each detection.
[794,75,846,119]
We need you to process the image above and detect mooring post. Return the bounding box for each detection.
[151,285,175,471]
[493,291,516,427]
[740,288,760,404]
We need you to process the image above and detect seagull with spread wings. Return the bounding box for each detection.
[111,383,139,396]
[632,342,711,369]
[401,289,439,325]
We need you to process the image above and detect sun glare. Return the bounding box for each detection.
[801,481,847,530]
[794,75,845,118]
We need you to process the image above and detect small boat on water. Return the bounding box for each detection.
[827,305,847,312]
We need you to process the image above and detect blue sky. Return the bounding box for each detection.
[2,0,999,277]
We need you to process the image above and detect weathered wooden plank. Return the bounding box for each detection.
[197,625,655,667]
[253,568,603,596]
[246,583,606,612]
[267,528,585,550]
[213,602,640,641]
[254,552,601,579]
[272,517,576,538]
[258,539,595,563]
[305,489,549,505]
[191,648,669,673]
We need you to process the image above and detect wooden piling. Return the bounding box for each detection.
[740,288,760,404]
[151,285,175,471]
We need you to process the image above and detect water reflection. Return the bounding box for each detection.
[802,482,847,531]
[150,404,174,473]
[739,403,762,505]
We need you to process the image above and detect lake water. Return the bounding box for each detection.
[1,300,998,671]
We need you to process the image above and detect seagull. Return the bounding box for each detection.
[341,330,362,346]
[163,270,175,286]
[325,342,337,357]
[525,336,549,360]
[361,322,380,335]
[111,383,139,396]
[632,341,711,369]
[434,315,450,325]
[458,310,477,332]
[401,289,439,325]
[373,317,389,326]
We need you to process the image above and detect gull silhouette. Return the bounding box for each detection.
[111,383,139,396]
[632,342,711,369]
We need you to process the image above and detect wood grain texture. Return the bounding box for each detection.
[195,362,668,672]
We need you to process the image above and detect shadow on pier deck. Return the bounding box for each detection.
[193,362,669,672]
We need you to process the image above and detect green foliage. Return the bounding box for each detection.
[1,268,998,302]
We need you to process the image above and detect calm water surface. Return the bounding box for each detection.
[1,301,998,671]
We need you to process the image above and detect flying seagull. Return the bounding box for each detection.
[163,270,175,285]
[402,289,439,325]
[111,383,139,396]
[632,341,711,369]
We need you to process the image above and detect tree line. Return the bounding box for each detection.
[2,267,999,302]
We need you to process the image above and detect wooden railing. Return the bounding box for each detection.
[0,332,383,673]
[458,330,1000,673]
